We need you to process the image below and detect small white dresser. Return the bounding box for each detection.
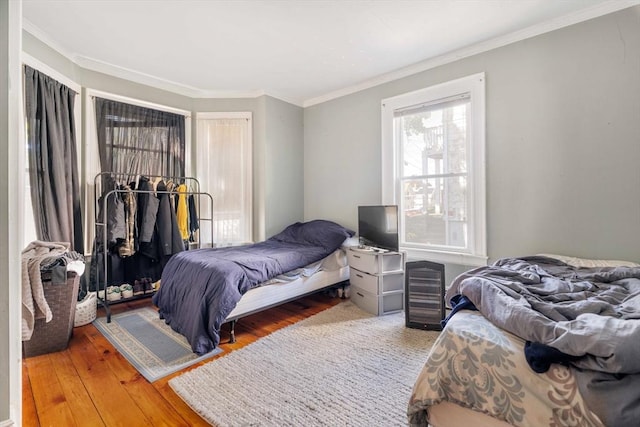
[347,247,405,316]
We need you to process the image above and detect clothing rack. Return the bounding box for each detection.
[93,172,214,322]
[93,171,202,212]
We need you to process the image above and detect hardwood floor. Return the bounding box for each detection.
[22,293,341,427]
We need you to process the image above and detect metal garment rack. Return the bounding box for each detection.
[93,172,214,322]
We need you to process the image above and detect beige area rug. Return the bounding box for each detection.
[169,301,440,426]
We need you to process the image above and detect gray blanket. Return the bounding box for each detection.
[21,241,71,341]
[446,256,640,427]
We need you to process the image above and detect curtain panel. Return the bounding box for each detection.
[94,98,185,185]
[197,117,252,246]
[23,65,84,253]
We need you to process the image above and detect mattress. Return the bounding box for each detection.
[225,248,349,320]
[408,310,604,427]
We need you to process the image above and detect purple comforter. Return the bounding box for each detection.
[153,220,353,354]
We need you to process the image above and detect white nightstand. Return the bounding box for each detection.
[346,247,405,316]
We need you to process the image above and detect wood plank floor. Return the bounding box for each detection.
[22,293,341,427]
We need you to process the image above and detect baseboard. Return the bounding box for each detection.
[0,418,15,427]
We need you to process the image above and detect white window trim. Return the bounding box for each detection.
[22,53,81,93]
[381,73,487,267]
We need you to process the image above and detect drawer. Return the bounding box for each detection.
[347,249,379,273]
[351,286,404,316]
[349,269,378,294]
[350,269,404,295]
[347,248,403,274]
[381,291,404,314]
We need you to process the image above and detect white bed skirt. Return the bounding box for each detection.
[225,249,350,321]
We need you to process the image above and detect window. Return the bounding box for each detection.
[196,113,253,247]
[94,97,186,179]
[382,73,486,266]
[85,90,191,254]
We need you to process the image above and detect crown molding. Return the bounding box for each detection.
[22,18,76,60]
[75,55,208,98]
[303,0,640,107]
[23,1,640,109]
[22,18,302,105]
[77,55,304,105]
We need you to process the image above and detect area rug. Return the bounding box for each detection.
[170,301,440,426]
[93,307,222,382]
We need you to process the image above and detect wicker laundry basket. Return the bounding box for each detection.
[23,271,80,358]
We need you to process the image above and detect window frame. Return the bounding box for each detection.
[381,73,487,266]
[195,111,253,247]
[84,89,192,254]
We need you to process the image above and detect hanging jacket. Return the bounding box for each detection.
[118,184,136,257]
[137,176,160,243]
[156,180,185,256]
[96,189,126,250]
[188,194,199,241]
[176,184,189,240]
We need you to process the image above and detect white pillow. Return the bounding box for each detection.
[538,253,640,268]
[342,236,360,248]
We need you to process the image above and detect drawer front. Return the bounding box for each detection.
[351,286,404,316]
[351,286,380,315]
[382,291,404,314]
[349,269,379,294]
[381,272,404,293]
[350,269,404,295]
[347,249,379,274]
[380,253,403,272]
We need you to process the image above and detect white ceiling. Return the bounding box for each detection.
[22,0,638,106]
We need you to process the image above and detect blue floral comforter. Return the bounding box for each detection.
[426,256,640,427]
[408,310,604,426]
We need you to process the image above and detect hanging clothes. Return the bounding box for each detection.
[118,184,136,257]
[188,194,199,242]
[156,180,185,256]
[137,176,160,245]
[176,184,189,241]
[91,174,200,294]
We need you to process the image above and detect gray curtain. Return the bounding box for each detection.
[24,65,84,253]
[94,97,185,185]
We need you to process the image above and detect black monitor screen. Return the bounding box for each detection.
[358,205,399,251]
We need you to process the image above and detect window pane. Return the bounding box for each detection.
[398,100,469,177]
[382,73,485,262]
[402,176,467,249]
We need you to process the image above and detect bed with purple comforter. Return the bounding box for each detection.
[153,220,354,354]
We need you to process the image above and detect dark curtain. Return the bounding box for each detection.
[24,65,84,253]
[94,97,185,184]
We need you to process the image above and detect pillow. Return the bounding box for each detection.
[538,253,640,268]
[269,220,355,251]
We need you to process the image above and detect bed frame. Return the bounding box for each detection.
[223,264,350,342]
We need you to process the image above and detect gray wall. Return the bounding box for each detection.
[304,6,640,280]
[263,96,304,237]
